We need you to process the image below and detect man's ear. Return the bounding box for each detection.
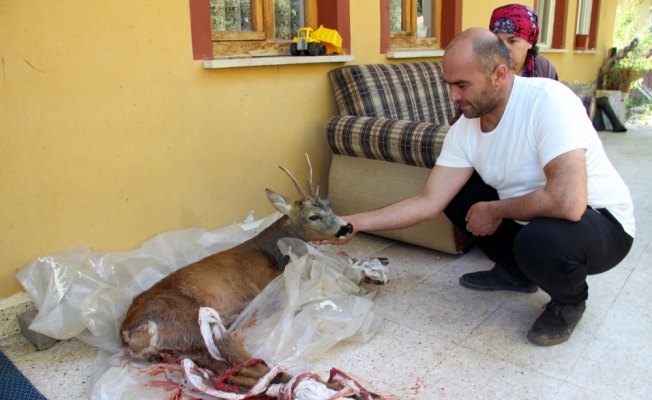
[493,64,509,88]
[265,189,293,215]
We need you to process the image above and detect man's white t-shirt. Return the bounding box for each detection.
[436,76,635,237]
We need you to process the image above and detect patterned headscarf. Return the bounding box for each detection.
[489,4,540,77]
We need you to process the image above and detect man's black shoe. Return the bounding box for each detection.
[527,300,586,346]
[459,264,538,293]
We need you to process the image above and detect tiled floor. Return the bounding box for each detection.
[1,125,651,399]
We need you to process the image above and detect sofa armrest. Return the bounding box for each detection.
[325,115,450,168]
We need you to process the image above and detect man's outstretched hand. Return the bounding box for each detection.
[313,234,356,246]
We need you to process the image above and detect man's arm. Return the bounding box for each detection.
[465,148,587,236]
[315,165,475,245]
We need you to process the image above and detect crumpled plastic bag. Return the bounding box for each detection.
[229,238,384,374]
[89,348,257,400]
[353,258,390,285]
[16,212,386,399]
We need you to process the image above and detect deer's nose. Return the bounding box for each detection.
[336,223,353,238]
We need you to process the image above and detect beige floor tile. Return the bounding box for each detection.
[420,346,563,400]
[553,382,622,400]
[376,258,511,344]
[316,320,457,398]
[332,232,396,261]
[564,265,652,398]
[565,332,652,399]
[363,241,460,296]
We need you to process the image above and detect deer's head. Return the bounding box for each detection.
[266,155,353,241]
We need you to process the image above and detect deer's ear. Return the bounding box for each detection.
[265,189,293,214]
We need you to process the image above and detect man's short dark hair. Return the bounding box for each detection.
[472,35,511,76]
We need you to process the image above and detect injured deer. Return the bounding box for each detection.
[120,156,364,397]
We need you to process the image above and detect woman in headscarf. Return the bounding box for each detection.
[489,4,558,80]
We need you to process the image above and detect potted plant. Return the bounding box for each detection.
[596,37,646,128]
[594,0,652,129]
[601,65,642,92]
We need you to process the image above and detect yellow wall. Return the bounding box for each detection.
[0,1,618,299]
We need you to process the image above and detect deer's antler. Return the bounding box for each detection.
[305,154,318,198]
[279,165,309,199]
[279,154,320,199]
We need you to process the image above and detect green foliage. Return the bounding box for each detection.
[613,0,652,73]
[602,65,641,91]
[390,0,401,31]
[601,1,652,91]
[627,95,652,109]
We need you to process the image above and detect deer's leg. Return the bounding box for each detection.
[225,375,262,389]
[193,354,232,376]
[194,345,272,391]
[214,331,253,365]
[215,332,273,380]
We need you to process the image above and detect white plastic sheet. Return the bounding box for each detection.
[16,212,385,399]
[229,238,384,374]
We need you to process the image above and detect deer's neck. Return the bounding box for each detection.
[238,216,301,269]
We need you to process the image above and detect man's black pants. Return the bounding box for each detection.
[444,172,634,304]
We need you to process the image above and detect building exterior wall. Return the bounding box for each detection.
[0,1,618,299]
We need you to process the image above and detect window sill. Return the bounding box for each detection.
[539,48,569,53]
[203,55,355,69]
[573,50,600,54]
[386,49,445,59]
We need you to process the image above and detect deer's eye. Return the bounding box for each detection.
[309,215,321,221]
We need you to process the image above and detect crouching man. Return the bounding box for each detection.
[315,28,634,345]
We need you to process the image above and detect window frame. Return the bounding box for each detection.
[533,0,601,52]
[534,0,569,50]
[210,0,267,43]
[380,0,460,54]
[587,0,601,50]
[189,0,349,60]
[536,0,556,48]
[389,0,442,49]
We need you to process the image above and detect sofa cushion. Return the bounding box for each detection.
[326,115,450,168]
[329,62,456,125]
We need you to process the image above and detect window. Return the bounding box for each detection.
[574,0,601,50]
[380,0,460,54]
[537,0,556,48]
[389,0,441,48]
[209,0,317,56]
[190,0,349,60]
[533,0,568,50]
[534,0,601,51]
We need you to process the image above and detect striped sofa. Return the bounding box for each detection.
[325,62,471,254]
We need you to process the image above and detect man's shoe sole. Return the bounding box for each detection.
[459,278,539,293]
[527,331,571,346]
